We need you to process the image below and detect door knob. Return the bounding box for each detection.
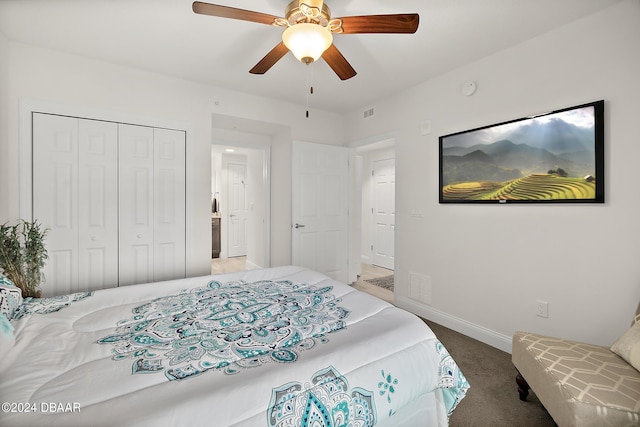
[294,223,305,229]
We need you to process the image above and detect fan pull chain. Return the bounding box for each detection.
[306,64,314,118]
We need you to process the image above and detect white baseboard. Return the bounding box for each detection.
[395,296,513,354]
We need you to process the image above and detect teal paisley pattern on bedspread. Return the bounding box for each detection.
[436,341,470,415]
[97,279,350,380]
[13,292,94,319]
[265,343,469,426]
[268,366,377,427]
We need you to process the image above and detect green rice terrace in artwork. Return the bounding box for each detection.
[442,173,596,201]
[439,101,603,203]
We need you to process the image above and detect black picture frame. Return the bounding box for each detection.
[439,100,604,204]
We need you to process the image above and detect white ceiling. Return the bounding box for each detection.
[0,0,622,114]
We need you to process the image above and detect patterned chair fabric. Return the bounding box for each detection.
[512,303,640,427]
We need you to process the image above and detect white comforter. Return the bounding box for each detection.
[0,266,467,426]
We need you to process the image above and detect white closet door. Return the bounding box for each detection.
[119,124,186,286]
[78,119,119,290]
[33,114,119,295]
[153,128,186,282]
[33,113,79,296]
[119,124,155,286]
[34,116,186,292]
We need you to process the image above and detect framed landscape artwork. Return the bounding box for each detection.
[439,100,604,204]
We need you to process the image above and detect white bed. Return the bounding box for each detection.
[0,266,468,426]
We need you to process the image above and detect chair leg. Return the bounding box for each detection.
[516,371,530,401]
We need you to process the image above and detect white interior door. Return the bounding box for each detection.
[292,141,349,283]
[227,162,247,257]
[372,158,395,270]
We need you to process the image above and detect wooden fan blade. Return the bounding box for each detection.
[322,44,356,81]
[250,42,290,75]
[339,14,419,34]
[192,2,279,25]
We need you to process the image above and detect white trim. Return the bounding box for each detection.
[396,296,513,353]
[263,147,271,267]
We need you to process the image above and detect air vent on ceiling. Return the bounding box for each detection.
[363,107,375,119]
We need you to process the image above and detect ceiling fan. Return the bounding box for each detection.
[192,0,419,80]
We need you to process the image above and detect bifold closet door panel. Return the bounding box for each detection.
[118,123,155,287]
[153,128,186,282]
[33,113,80,296]
[118,124,186,286]
[33,114,118,296]
[78,119,119,291]
[33,116,187,292]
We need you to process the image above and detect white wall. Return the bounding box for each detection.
[1,41,346,279]
[345,0,640,351]
[0,32,9,222]
[269,129,295,267]
[247,148,266,269]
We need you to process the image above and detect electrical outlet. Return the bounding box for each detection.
[536,300,549,318]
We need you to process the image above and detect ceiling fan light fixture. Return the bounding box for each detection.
[282,23,333,64]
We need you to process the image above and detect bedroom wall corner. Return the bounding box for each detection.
[0,32,9,223]
[344,0,640,350]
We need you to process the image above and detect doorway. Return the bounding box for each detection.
[356,139,396,272]
[211,144,268,271]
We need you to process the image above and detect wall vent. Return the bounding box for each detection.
[363,107,375,119]
[408,272,432,305]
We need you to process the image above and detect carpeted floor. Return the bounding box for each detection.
[364,274,394,291]
[423,319,557,427]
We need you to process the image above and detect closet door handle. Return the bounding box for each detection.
[294,223,305,229]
